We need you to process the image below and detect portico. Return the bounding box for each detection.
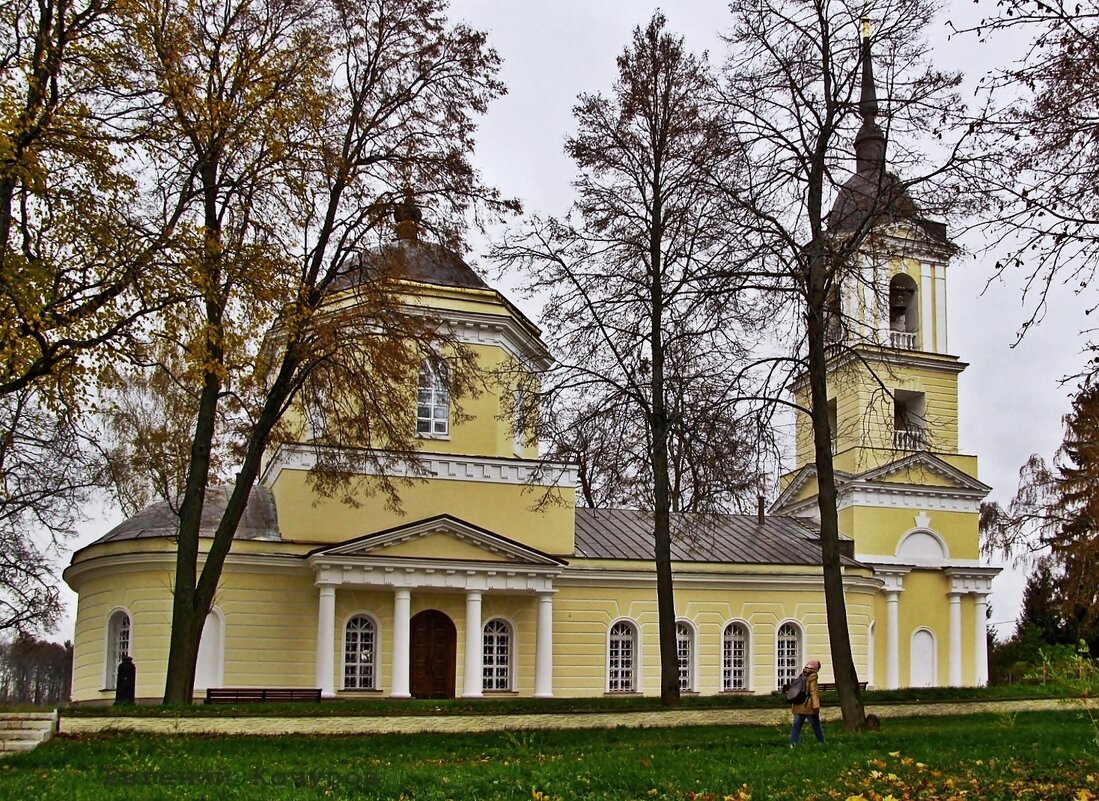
[307,515,565,698]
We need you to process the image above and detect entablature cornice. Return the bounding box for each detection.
[554,567,882,595]
[944,566,1000,595]
[262,444,578,490]
[438,308,553,370]
[310,556,561,593]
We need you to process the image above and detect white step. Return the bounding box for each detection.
[0,712,57,755]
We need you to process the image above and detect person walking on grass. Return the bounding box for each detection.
[789,659,825,746]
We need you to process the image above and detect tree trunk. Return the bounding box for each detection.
[805,250,866,731]
[650,202,680,707]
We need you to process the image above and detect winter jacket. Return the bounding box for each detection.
[791,668,820,716]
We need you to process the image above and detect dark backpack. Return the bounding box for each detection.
[785,674,808,705]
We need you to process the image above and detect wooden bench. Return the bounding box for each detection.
[774,680,869,697]
[204,688,323,704]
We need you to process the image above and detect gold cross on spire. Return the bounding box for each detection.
[861,0,871,39]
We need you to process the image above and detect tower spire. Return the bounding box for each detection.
[854,12,886,175]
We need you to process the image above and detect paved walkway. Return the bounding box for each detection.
[59,698,1082,736]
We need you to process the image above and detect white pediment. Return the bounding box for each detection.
[308,514,566,568]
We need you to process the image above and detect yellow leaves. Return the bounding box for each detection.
[1077,790,1096,801]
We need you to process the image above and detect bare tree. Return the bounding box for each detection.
[954,1,1099,336]
[720,0,975,729]
[102,0,514,703]
[496,13,766,706]
[0,385,102,634]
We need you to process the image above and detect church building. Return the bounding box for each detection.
[63,29,998,704]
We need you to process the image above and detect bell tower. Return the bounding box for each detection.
[772,17,997,689]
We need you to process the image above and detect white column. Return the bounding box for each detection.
[315,585,336,697]
[391,589,411,698]
[876,259,891,344]
[948,592,963,687]
[886,590,900,690]
[935,263,949,353]
[534,591,555,698]
[920,262,934,352]
[463,590,483,698]
[974,593,990,686]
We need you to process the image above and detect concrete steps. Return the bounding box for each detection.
[0,711,57,755]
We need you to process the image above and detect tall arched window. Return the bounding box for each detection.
[676,621,694,691]
[343,615,377,690]
[776,622,801,690]
[105,610,131,690]
[722,622,749,691]
[607,620,637,692]
[482,618,512,691]
[416,360,449,436]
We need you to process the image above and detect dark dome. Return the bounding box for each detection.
[332,238,490,293]
[91,485,280,545]
[827,169,918,233]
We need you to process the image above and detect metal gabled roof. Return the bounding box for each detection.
[573,507,857,567]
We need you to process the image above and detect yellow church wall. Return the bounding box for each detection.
[270,468,575,556]
[550,580,876,696]
[215,567,318,689]
[847,506,980,560]
[793,354,963,469]
[69,569,175,703]
[895,570,949,685]
[68,557,321,703]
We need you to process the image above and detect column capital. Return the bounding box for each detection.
[944,567,998,595]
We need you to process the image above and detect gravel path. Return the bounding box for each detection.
[58,697,1086,736]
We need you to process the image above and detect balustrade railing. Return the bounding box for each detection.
[890,330,917,350]
[893,427,928,451]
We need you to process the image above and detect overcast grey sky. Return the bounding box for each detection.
[55,1,1092,639]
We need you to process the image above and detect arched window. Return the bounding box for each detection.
[482,618,512,691]
[416,360,449,437]
[105,610,131,690]
[776,622,801,690]
[343,615,377,690]
[607,620,637,692]
[722,622,750,691]
[676,621,694,691]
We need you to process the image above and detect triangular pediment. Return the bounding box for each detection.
[770,464,855,514]
[307,514,567,567]
[771,452,989,516]
[852,452,990,494]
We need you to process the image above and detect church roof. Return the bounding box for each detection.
[89,485,281,546]
[573,507,858,566]
[331,192,490,293]
[331,237,491,293]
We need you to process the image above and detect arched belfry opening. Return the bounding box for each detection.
[888,273,918,349]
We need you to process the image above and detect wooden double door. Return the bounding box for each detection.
[409,610,456,699]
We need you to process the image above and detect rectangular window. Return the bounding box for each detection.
[417,361,449,437]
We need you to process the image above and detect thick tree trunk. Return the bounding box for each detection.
[163,366,221,704]
[805,251,866,731]
[649,204,680,707]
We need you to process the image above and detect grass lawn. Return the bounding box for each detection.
[2,710,1097,800]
